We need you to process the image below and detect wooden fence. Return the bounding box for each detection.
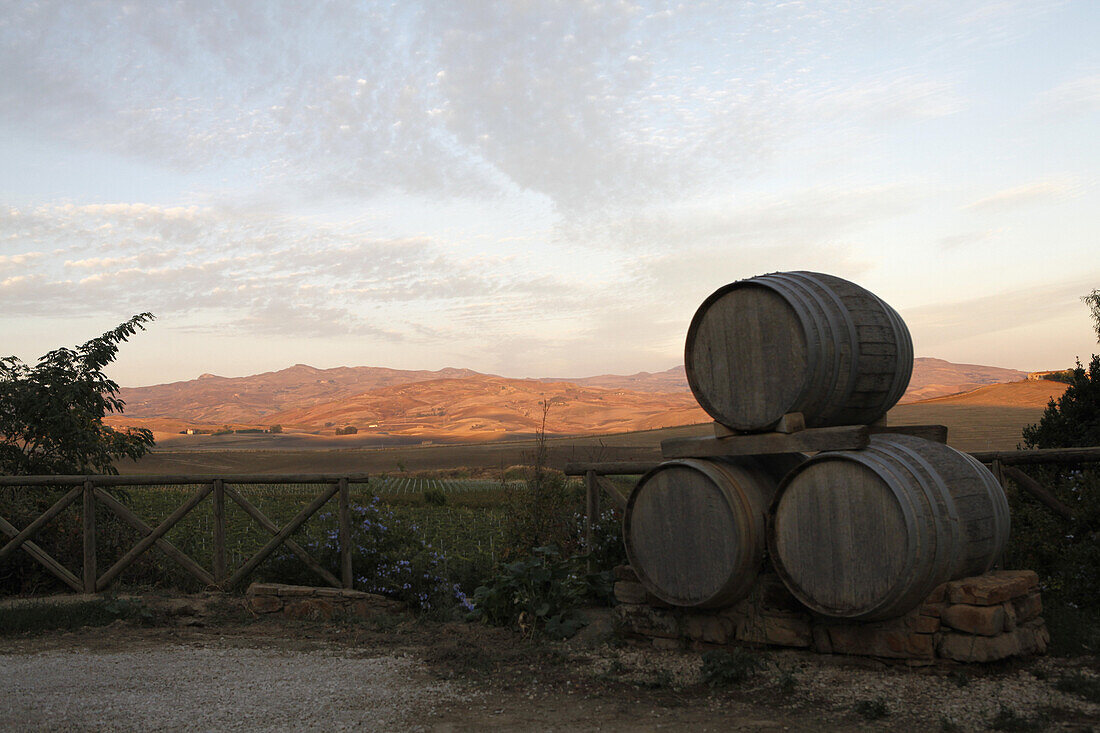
[4,445,1099,597]
[0,473,369,594]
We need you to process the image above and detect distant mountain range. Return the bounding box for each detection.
[109,357,1044,439]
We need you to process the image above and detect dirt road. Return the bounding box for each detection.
[1,606,1096,732]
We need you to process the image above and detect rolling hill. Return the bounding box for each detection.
[898,358,1028,403]
[108,357,1047,441]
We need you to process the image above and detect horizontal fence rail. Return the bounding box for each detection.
[0,473,371,594]
[0,473,373,487]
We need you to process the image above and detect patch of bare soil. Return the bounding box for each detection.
[2,594,1098,731]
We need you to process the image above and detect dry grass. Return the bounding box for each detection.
[115,401,1043,475]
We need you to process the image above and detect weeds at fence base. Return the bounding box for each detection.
[0,596,155,636]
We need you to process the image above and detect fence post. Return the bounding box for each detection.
[585,470,599,560]
[82,480,96,593]
[338,478,352,588]
[212,479,226,586]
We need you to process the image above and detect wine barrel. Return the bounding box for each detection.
[768,434,1011,621]
[684,271,912,432]
[625,456,800,608]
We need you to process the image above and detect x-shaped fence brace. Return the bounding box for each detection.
[0,474,367,593]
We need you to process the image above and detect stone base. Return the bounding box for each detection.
[246,583,405,621]
[612,569,1048,664]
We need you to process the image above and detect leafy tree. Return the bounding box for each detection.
[0,314,156,475]
[1009,293,1100,617]
[1084,289,1100,342]
[1021,354,1100,449]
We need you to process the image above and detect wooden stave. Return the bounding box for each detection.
[684,271,912,431]
[767,434,1011,621]
[749,271,913,428]
[624,457,781,608]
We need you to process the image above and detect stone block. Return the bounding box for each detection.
[268,584,318,597]
[1012,592,1042,624]
[824,621,934,660]
[652,637,684,651]
[993,570,1039,591]
[946,571,1035,606]
[925,583,947,604]
[613,565,638,582]
[284,598,336,621]
[245,582,277,596]
[614,603,680,638]
[736,614,812,648]
[614,581,649,605]
[911,614,941,634]
[941,604,1005,636]
[811,624,833,653]
[1003,601,1017,632]
[919,601,946,618]
[314,587,355,599]
[682,614,733,644]
[936,618,1049,663]
[937,630,1017,663]
[1017,619,1050,655]
[351,594,406,614]
[248,594,283,614]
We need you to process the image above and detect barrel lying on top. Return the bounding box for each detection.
[685,271,913,432]
[625,456,801,608]
[768,434,1011,621]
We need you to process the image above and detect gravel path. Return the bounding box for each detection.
[0,642,467,731]
[1,613,1097,732]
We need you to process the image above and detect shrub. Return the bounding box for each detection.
[500,468,581,560]
[0,313,155,475]
[700,648,761,686]
[468,545,588,639]
[423,487,447,506]
[1022,355,1100,449]
[853,696,890,720]
[1006,352,1100,622]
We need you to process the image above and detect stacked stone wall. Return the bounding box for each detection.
[613,567,1048,664]
[246,583,404,621]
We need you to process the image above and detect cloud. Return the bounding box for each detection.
[903,275,1100,344]
[936,229,1003,250]
[1034,74,1100,119]
[963,180,1077,212]
[0,1,1055,214]
[0,201,623,348]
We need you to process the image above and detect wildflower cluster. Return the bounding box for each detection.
[264,496,466,614]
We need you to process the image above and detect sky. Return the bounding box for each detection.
[1,1,1098,387]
